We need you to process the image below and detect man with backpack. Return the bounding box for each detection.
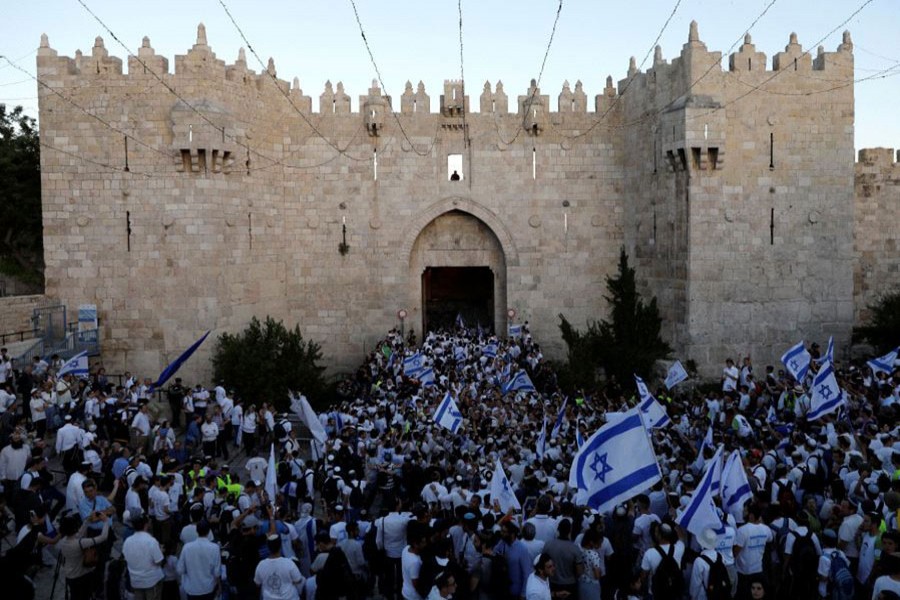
[734,503,773,599]
[689,527,732,600]
[781,512,822,599]
[817,529,854,600]
[641,522,685,600]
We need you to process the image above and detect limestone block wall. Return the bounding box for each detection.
[620,25,856,375]
[855,148,900,323]
[36,26,626,382]
[0,294,48,338]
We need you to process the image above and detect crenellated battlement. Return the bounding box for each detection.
[36,22,854,118]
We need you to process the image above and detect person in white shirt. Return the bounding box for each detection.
[149,475,173,546]
[690,528,726,600]
[640,523,685,597]
[130,404,152,452]
[122,516,165,599]
[734,504,773,594]
[722,358,739,394]
[177,521,221,598]
[254,535,304,600]
[857,512,881,586]
[632,494,661,557]
[65,462,91,513]
[376,501,414,599]
[200,415,219,458]
[525,553,556,600]
[401,523,429,600]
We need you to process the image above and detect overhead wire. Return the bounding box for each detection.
[75,0,292,173]
[347,0,441,158]
[216,0,370,163]
[493,0,564,146]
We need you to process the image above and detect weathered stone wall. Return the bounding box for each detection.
[621,27,856,376]
[35,22,874,383]
[855,148,900,323]
[0,294,47,338]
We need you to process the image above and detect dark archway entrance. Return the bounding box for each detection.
[422,266,494,332]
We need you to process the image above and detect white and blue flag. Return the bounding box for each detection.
[509,324,523,339]
[677,445,724,536]
[490,459,521,512]
[576,427,585,449]
[331,411,344,433]
[434,392,463,434]
[868,347,899,375]
[403,352,426,377]
[536,416,547,460]
[57,351,89,378]
[455,313,466,329]
[635,375,670,429]
[454,346,466,363]
[551,398,568,438]
[417,367,436,387]
[502,370,536,395]
[807,360,845,421]
[665,360,689,390]
[569,408,661,513]
[482,343,499,359]
[767,404,777,424]
[692,425,714,473]
[822,336,835,364]
[721,450,752,521]
[781,341,811,382]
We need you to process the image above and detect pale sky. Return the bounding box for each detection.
[1,0,897,153]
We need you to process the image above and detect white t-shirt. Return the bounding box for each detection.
[722,366,739,392]
[253,556,303,600]
[524,572,552,600]
[872,574,900,599]
[401,546,423,600]
[734,522,773,575]
[122,531,164,589]
[641,541,685,595]
[838,514,864,558]
[632,513,660,556]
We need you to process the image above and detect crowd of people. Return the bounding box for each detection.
[0,326,899,600]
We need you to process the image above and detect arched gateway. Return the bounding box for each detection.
[407,207,510,336]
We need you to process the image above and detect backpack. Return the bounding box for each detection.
[775,480,798,516]
[348,483,364,509]
[828,552,854,600]
[273,419,287,440]
[699,553,731,600]
[651,544,684,598]
[323,476,340,506]
[799,456,827,494]
[788,531,818,584]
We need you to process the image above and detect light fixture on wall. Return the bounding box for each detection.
[339,215,349,256]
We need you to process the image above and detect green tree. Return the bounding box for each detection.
[854,291,900,353]
[212,316,326,412]
[0,105,43,285]
[559,247,671,388]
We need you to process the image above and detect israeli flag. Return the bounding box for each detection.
[576,427,585,449]
[766,404,777,424]
[721,450,752,521]
[417,367,436,387]
[677,445,724,536]
[265,443,278,505]
[692,425,714,473]
[152,331,210,388]
[807,360,845,421]
[434,392,463,434]
[868,347,899,375]
[482,343,499,359]
[569,408,661,513]
[455,313,466,329]
[665,360,689,389]
[509,324,523,339]
[823,336,835,364]
[454,346,466,363]
[502,370,536,395]
[57,351,89,378]
[635,375,670,429]
[490,459,521,512]
[536,416,547,460]
[551,397,568,438]
[403,352,426,377]
[781,341,811,383]
[331,411,344,433]
[476,322,485,338]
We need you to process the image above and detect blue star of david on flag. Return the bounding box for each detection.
[590,452,613,483]
[807,360,845,421]
[781,341,811,382]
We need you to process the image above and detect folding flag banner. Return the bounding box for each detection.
[677,445,724,536]
[807,360,845,421]
[551,398,568,439]
[868,347,899,375]
[490,459,521,512]
[434,392,463,434]
[153,331,210,388]
[781,341,811,383]
[721,450,752,521]
[57,351,89,378]
[403,352,426,377]
[502,370,536,395]
[569,408,661,513]
[665,360,689,389]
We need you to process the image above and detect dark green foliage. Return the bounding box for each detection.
[212,316,326,412]
[854,291,900,353]
[559,248,671,389]
[0,105,43,285]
